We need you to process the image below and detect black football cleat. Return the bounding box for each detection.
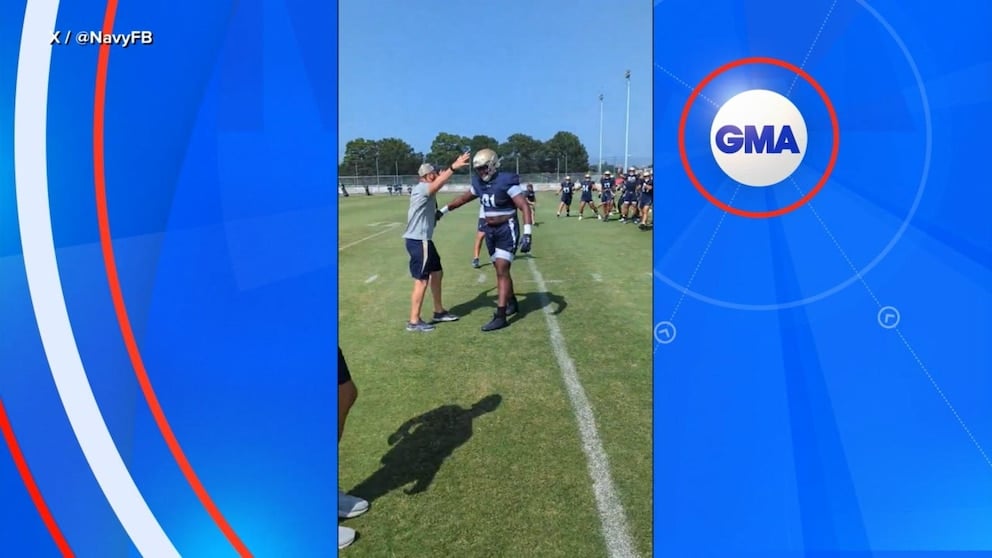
[481,314,509,332]
[507,297,519,316]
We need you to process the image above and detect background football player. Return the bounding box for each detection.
[472,204,486,268]
[525,183,537,224]
[637,170,653,229]
[619,166,640,223]
[599,170,615,221]
[577,173,600,220]
[556,175,575,218]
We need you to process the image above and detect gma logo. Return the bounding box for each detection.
[714,125,801,154]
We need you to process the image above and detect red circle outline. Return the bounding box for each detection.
[677,56,840,219]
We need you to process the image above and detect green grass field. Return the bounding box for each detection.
[338,191,653,557]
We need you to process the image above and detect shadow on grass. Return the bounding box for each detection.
[348,394,503,502]
[514,290,565,321]
[448,287,496,317]
[447,286,566,321]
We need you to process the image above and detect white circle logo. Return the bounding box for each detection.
[710,89,808,187]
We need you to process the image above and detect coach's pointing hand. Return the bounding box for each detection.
[452,151,471,171]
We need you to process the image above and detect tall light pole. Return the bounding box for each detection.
[624,70,631,170]
[375,156,380,186]
[598,93,604,174]
[394,160,399,184]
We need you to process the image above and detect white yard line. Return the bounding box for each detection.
[364,275,379,284]
[524,258,639,558]
[339,224,398,251]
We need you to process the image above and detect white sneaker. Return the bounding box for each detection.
[339,491,369,519]
[339,525,356,549]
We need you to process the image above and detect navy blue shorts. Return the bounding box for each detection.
[581,193,593,203]
[405,238,442,279]
[338,346,351,385]
[601,192,614,202]
[484,217,521,262]
[561,194,573,205]
[477,218,486,232]
[622,192,638,204]
[640,195,653,207]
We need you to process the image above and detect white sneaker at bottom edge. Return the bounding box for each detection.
[339,491,369,519]
[339,525,356,549]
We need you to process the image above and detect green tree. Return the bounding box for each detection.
[339,138,379,176]
[498,133,545,174]
[469,134,499,153]
[376,137,422,176]
[427,132,470,170]
[540,131,590,175]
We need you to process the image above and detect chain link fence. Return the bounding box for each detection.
[338,152,652,195]
[339,164,652,196]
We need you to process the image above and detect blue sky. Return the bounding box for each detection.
[339,0,653,166]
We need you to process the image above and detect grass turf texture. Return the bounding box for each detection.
[338,192,652,557]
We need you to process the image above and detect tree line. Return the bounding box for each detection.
[339,131,593,176]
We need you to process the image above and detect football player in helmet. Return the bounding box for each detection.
[620,166,640,223]
[638,170,653,229]
[577,173,600,220]
[436,149,534,331]
[556,175,575,218]
[599,170,615,221]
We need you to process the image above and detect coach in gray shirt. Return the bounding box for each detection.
[402,152,470,331]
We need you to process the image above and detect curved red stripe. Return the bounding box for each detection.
[0,399,75,557]
[93,2,252,556]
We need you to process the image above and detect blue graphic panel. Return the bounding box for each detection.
[1,0,337,556]
[654,1,992,555]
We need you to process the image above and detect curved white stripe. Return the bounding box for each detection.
[13,2,180,556]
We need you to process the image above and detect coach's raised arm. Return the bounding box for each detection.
[423,151,471,197]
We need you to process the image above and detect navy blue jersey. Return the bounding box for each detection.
[623,175,640,194]
[599,177,613,192]
[560,181,574,195]
[641,179,653,197]
[525,189,536,202]
[579,180,595,193]
[472,171,524,218]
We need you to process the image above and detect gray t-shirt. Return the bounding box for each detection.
[402,181,437,240]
